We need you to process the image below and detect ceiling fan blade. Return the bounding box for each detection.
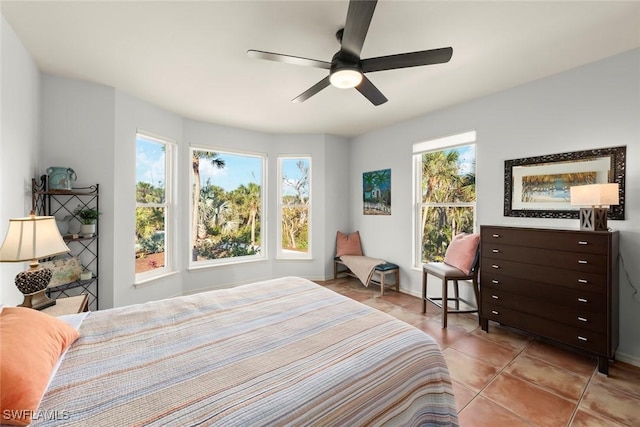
[341,0,377,60]
[356,75,387,106]
[291,76,331,103]
[361,47,453,73]
[247,50,331,69]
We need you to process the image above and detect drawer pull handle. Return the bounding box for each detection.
[491,310,499,315]
[578,336,588,342]
[492,280,499,284]
[492,234,500,238]
[492,295,499,299]
[578,241,588,245]
[578,317,588,322]
[578,279,588,284]
[578,298,588,303]
[578,260,588,264]
[492,249,499,253]
[492,264,500,269]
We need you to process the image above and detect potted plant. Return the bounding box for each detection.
[74,206,101,237]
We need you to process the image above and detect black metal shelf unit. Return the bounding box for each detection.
[32,176,99,310]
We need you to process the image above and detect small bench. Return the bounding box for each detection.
[334,257,400,296]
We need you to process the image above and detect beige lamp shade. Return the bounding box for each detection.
[0,214,69,263]
[570,183,620,207]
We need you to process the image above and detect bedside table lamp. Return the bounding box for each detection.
[0,212,69,309]
[570,183,619,231]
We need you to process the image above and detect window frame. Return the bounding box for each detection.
[277,156,312,260]
[189,146,267,268]
[135,131,177,284]
[412,131,477,269]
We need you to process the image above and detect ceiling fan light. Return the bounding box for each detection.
[329,69,363,89]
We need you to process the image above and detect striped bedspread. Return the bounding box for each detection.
[35,277,458,426]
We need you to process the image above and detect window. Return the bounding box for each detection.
[413,131,476,267]
[135,132,175,280]
[191,147,265,265]
[278,157,311,259]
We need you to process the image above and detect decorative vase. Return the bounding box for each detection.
[47,167,77,191]
[81,224,96,238]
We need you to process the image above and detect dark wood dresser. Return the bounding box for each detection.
[479,225,619,374]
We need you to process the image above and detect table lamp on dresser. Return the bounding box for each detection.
[0,212,69,309]
[570,183,619,232]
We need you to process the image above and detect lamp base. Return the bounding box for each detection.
[579,207,609,231]
[19,289,56,310]
[14,267,56,310]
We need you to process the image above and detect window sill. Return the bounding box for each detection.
[276,256,314,261]
[134,270,179,288]
[188,256,267,271]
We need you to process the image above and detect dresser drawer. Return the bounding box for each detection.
[481,271,606,313]
[482,226,610,255]
[483,287,606,333]
[482,243,608,273]
[482,303,607,354]
[480,226,618,374]
[481,258,607,293]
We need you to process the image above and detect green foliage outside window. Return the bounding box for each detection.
[192,150,263,261]
[135,135,171,275]
[281,159,310,253]
[420,147,476,263]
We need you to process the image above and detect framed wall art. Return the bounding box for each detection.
[363,168,391,215]
[504,146,626,219]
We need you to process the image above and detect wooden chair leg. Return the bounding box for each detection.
[442,277,448,328]
[453,280,460,310]
[333,260,338,280]
[380,271,385,296]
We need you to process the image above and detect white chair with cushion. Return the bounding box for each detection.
[422,233,480,328]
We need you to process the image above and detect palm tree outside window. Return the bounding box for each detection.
[190,147,265,265]
[413,131,477,266]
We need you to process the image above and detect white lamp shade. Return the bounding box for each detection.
[570,183,620,207]
[0,215,69,262]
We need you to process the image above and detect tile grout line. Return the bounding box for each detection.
[566,364,598,427]
[460,338,536,423]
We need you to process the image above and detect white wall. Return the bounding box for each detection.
[323,135,350,278]
[40,75,116,309]
[349,48,640,364]
[0,16,40,306]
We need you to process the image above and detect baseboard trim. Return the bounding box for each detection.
[615,352,640,369]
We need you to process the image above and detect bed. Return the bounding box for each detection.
[8,277,458,426]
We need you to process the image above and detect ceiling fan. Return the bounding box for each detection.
[247,0,453,106]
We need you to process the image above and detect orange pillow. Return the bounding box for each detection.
[1,307,79,426]
[336,231,363,257]
[444,233,480,274]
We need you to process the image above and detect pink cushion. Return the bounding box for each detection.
[336,231,363,257]
[444,233,480,275]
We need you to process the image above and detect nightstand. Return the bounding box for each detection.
[41,294,89,316]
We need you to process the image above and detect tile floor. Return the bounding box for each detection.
[317,277,640,427]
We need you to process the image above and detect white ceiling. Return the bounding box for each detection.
[2,1,639,137]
